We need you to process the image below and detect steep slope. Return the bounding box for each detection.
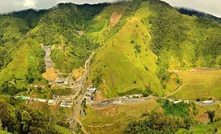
[88,0,221,97]
[0,39,46,90]
[148,0,221,85]
[0,3,108,88]
[89,2,163,97]
[27,3,108,72]
[0,16,29,70]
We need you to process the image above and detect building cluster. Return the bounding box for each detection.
[15,96,73,108]
[84,85,97,104]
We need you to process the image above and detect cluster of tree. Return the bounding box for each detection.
[142,86,152,97]
[0,99,68,134]
[0,47,12,70]
[8,9,47,29]
[1,84,25,96]
[92,72,103,88]
[124,112,191,134]
[158,99,190,117]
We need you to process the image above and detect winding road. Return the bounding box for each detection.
[68,52,94,134]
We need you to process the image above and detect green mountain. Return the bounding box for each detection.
[87,0,221,97]
[0,0,221,134]
[0,0,221,97]
[0,3,108,88]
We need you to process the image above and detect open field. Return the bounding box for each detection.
[171,70,221,100]
[80,99,162,134]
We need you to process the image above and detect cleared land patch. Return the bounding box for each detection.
[110,12,122,27]
[42,68,58,81]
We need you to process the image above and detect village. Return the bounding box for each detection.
[15,87,219,109]
[13,46,219,109]
[15,84,98,108]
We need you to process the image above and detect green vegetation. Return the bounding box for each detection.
[188,120,221,133]
[89,1,163,97]
[1,0,221,98]
[0,97,70,134]
[55,125,71,134]
[0,40,46,88]
[88,0,221,98]
[0,0,221,133]
[80,100,162,134]
[0,3,108,89]
[158,99,190,117]
[124,112,190,134]
[123,98,193,134]
[171,70,221,100]
[0,16,29,71]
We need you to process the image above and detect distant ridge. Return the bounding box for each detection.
[176,7,221,23]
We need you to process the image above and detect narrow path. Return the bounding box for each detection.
[164,83,187,98]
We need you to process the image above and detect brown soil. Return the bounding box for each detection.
[110,12,122,27]
[72,67,84,80]
[94,92,107,101]
[197,113,209,124]
[42,68,58,81]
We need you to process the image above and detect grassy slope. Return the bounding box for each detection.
[0,16,29,70]
[80,99,162,134]
[55,125,71,134]
[190,120,221,134]
[0,39,46,87]
[88,0,221,98]
[149,1,221,70]
[171,70,221,100]
[89,2,163,98]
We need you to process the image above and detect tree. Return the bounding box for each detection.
[81,98,87,109]
[207,110,215,122]
[21,111,32,132]
[0,100,14,132]
[0,119,3,130]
